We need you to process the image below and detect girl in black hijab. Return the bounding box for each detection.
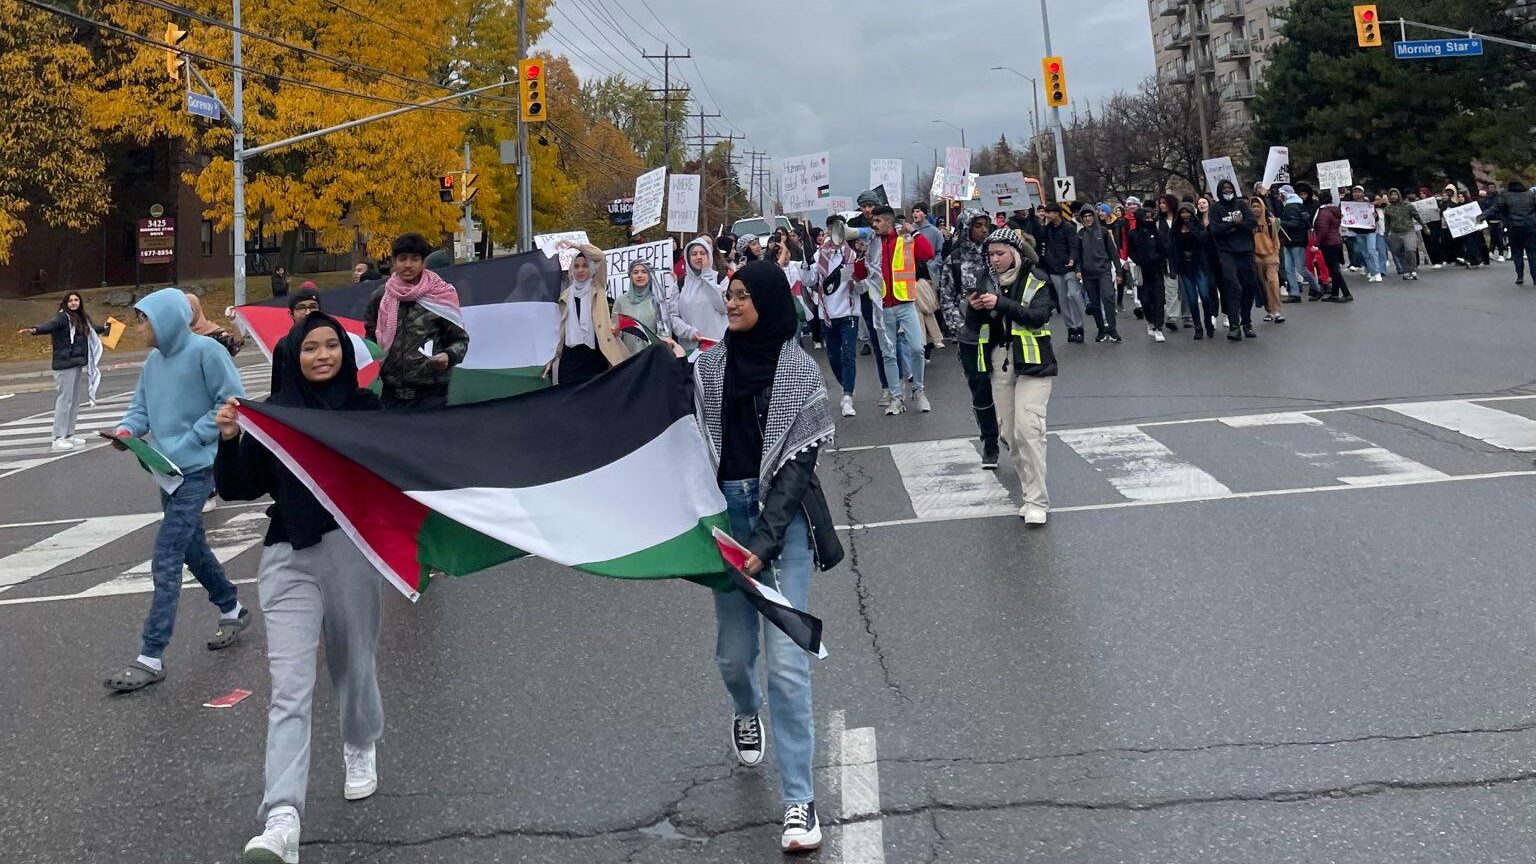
[213,312,387,862]
[689,260,843,853]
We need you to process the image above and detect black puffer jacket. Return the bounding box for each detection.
[27,312,108,371]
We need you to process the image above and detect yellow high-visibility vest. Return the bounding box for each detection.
[886,236,915,302]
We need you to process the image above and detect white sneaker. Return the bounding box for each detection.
[68,436,86,445]
[781,802,823,852]
[50,438,74,452]
[243,806,299,863]
[884,397,906,416]
[914,391,931,412]
[1153,330,1166,343]
[343,742,377,801]
[1432,263,1443,269]
[1019,505,1049,526]
[877,391,891,408]
[1146,325,1156,337]
[840,395,856,417]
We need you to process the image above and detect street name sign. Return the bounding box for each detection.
[1393,38,1483,59]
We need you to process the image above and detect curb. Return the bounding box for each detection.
[0,360,147,383]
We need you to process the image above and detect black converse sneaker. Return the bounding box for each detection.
[780,801,822,852]
[732,714,764,766]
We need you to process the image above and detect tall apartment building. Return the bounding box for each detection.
[1148,0,1289,133]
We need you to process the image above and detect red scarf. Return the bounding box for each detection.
[376,269,460,348]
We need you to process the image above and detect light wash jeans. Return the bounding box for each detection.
[1281,246,1319,297]
[1371,234,1389,276]
[140,467,240,658]
[876,301,925,396]
[714,479,815,806]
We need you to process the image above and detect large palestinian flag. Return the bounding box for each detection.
[234,345,825,656]
[234,251,563,402]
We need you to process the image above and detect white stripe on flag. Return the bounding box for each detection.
[457,302,559,371]
[408,416,725,566]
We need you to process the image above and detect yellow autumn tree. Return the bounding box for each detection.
[0,0,110,264]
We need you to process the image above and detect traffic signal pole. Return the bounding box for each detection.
[1039,0,1068,181]
[517,0,532,252]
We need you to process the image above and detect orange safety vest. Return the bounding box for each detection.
[886,236,915,302]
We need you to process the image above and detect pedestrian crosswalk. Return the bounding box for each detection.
[4,393,1536,603]
[838,395,1536,529]
[0,363,270,478]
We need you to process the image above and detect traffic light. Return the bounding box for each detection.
[164,22,187,80]
[439,174,455,203]
[1354,4,1382,47]
[461,172,478,205]
[1042,56,1068,107]
[518,58,544,121]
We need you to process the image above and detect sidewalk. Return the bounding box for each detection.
[0,352,151,383]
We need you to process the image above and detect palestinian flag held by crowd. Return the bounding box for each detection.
[234,251,564,402]
[235,345,827,656]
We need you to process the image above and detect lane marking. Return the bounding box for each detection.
[84,511,268,597]
[835,713,884,864]
[0,513,161,591]
[1225,413,1448,485]
[888,439,1014,520]
[835,469,1536,531]
[1056,425,1232,502]
[0,501,263,532]
[1385,399,1536,452]
[0,577,257,606]
[834,394,1536,452]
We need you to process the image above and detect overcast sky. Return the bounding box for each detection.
[538,0,1157,205]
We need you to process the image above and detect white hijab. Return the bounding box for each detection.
[563,263,597,349]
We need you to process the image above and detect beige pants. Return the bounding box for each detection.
[989,347,1051,510]
[1256,255,1282,314]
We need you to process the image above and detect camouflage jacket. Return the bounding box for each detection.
[374,298,469,400]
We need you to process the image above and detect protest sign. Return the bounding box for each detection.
[1201,157,1239,195]
[825,195,855,214]
[975,172,1033,212]
[930,168,946,201]
[606,239,675,299]
[1262,146,1290,186]
[631,166,667,234]
[1412,197,1442,223]
[869,159,903,208]
[535,230,590,269]
[780,152,831,212]
[666,174,700,234]
[1315,159,1352,192]
[1444,201,1484,238]
[1339,201,1376,230]
[941,147,971,198]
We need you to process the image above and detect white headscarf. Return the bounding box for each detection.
[563,255,597,349]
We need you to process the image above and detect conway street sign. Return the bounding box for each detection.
[1393,37,1483,59]
[185,90,220,120]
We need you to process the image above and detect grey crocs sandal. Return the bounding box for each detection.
[104,660,166,693]
[208,607,252,650]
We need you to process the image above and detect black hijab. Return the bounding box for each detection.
[269,312,367,410]
[723,260,799,399]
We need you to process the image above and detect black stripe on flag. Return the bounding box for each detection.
[241,345,693,490]
[243,251,563,317]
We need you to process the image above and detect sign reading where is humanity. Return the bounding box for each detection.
[780,153,831,212]
[666,174,700,234]
[869,159,903,208]
[631,166,667,235]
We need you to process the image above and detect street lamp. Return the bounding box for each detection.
[930,119,966,149]
[991,66,1048,184]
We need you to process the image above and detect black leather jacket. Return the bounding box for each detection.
[743,387,844,571]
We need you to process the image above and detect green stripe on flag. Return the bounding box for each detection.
[448,365,549,404]
[577,513,731,590]
[119,436,181,477]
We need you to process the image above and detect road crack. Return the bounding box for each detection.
[832,450,908,702]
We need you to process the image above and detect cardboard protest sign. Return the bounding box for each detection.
[869,159,903,208]
[941,147,971,198]
[1262,146,1290,186]
[1444,201,1484,238]
[780,152,831,212]
[535,230,590,270]
[825,196,855,214]
[1412,197,1442,223]
[666,174,700,234]
[1315,159,1352,191]
[631,166,667,234]
[1339,201,1376,230]
[606,239,675,299]
[1202,157,1239,195]
[975,172,1033,212]
[930,168,946,201]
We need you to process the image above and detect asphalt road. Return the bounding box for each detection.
[4,262,1536,863]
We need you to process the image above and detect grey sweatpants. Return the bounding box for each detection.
[51,366,85,439]
[258,530,383,818]
[1047,273,1085,329]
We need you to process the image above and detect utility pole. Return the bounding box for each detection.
[1039,0,1068,180]
[683,106,720,233]
[517,0,532,251]
[719,133,743,228]
[745,149,767,215]
[1187,0,1211,161]
[461,141,474,261]
[231,0,246,303]
[643,45,691,168]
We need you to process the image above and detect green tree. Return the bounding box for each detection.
[1251,0,1535,189]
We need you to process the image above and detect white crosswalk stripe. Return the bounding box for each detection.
[1385,399,1536,451]
[1056,425,1233,502]
[0,363,269,477]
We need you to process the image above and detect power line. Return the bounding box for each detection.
[554,0,657,79]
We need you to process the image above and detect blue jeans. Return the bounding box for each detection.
[1282,246,1319,296]
[876,301,925,397]
[714,479,815,806]
[1371,234,1389,276]
[822,316,857,397]
[1179,269,1216,325]
[141,467,240,658]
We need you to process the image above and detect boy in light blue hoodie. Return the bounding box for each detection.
[104,288,247,692]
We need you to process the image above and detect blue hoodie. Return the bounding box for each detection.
[116,288,244,473]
